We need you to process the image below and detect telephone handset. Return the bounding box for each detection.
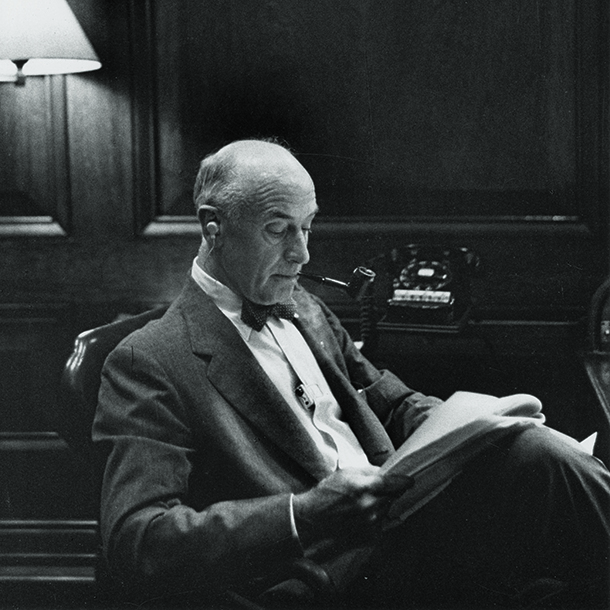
[375,244,480,328]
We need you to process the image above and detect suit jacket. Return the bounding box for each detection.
[93,277,433,601]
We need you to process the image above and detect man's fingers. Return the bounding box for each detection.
[379,473,415,495]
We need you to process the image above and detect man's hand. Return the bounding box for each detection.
[292,466,403,545]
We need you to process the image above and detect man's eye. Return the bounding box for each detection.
[265,223,311,239]
[265,224,287,236]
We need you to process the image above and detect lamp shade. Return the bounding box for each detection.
[0,0,101,82]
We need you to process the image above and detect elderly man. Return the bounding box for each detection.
[93,139,610,608]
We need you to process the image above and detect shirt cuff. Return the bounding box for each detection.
[289,493,301,543]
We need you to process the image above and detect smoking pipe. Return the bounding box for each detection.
[299,266,375,298]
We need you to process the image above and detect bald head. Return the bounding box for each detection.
[215,139,302,174]
[193,139,315,224]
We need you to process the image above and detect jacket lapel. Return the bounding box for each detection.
[179,280,331,481]
[295,318,395,466]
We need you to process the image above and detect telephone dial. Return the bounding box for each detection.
[372,244,480,329]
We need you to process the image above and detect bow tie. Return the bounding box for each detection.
[241,298,298,331]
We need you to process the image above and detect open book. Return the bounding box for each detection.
[380,391,546,526]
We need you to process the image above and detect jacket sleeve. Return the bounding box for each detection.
[93,340,302,601]
[308,293,444,446]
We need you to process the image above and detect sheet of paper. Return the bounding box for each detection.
[580,432,597,455]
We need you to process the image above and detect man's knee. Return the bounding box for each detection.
[493,425,607,480]
[459,424,610,524]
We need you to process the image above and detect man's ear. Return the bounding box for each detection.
[198,206,220,242]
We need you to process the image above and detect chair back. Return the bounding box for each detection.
[58,306,168,456]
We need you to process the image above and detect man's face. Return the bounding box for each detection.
[215,163,318,305]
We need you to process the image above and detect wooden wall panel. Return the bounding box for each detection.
[0,0,604,311]
[365,1,577,215]
[0,0,605,532]
[131,0,608,320]
[0,77,69,236]
[149,0,582,219]
[0,306,73,432]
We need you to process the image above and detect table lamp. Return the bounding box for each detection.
[0,0,101,85]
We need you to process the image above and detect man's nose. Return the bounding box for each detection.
[286,231,310,265]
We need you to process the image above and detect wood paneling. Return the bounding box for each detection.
[128,0,608,320]
[0,5,607,601]
[0,305,73,432]
[145,0,590,219]
[0,0,605,310]
[0,433,95,519]
[0,76,69,236]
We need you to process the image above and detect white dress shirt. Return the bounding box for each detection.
[191,259,371,474]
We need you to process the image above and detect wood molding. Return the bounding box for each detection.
[129,0,160,235]
[0,519,97,604]
[141,215,200,236]
[0,217,66,237]
[308,216,593,237]
[0,432,68,453]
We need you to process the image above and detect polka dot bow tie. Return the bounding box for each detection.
[241,298,298,331]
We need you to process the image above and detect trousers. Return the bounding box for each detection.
[343,426,610,609]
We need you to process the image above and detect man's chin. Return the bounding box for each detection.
[248,289,293,306]
[273,287,295,304]
[266,278,297,303]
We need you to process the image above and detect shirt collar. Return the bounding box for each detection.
[191,258,254,341]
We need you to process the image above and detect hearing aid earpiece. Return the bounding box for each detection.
[202,221,219,265]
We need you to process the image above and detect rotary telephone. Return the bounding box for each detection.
[301,244,480,334]
[371,244,480,329]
